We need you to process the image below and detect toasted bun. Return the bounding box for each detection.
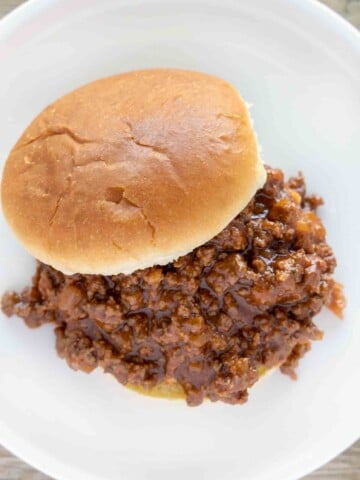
[1,69,266,275]
[127,379,186,400]
[126,365,274,401]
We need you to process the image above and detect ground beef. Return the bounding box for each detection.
[1,167,345,406]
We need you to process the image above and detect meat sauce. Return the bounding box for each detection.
[1,167,345,405]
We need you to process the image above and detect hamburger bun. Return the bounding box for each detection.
[1,69,266,275]
[126,365,274,401]
[127,379,186,400]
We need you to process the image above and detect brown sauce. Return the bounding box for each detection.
[1,167,345,405]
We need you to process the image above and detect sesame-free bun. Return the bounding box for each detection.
[1,69,266,275]
[126,365,273,401]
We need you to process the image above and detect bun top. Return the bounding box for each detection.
[1,69,266,275]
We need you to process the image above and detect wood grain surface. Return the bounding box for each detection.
[0,0,359,479]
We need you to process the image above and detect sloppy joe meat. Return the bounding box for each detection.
[1,167,344,406]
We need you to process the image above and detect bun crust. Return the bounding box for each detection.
[1,69,266,274]
[126,365,273,401]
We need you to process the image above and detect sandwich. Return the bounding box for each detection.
[0,69,344,405]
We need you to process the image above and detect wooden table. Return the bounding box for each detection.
[0,0,359,478]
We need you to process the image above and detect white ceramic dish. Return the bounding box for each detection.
[0,1,359,479]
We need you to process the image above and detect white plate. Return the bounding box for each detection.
[0,1,359,479]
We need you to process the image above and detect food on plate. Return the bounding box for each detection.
[0,69,345,405]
